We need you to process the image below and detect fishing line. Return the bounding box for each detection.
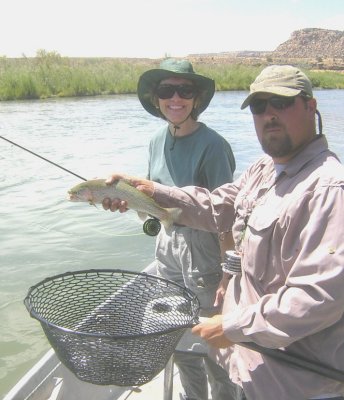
[0,135,87,181]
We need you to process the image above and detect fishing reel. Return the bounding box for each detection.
[143,217,161,237]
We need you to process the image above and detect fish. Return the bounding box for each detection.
[68,178,181,228]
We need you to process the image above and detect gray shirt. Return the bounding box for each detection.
[148,122,235,190]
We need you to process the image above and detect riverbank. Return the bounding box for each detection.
[1,51,344,101]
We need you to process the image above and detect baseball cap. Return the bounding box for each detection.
[241,65,313,109]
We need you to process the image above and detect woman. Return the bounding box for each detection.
[136,58,240,400]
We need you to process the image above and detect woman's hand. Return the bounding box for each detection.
[102,197,128,213]
[101,173,155,212]
[192,315,234,349]
[214,273,232,307]
[214,231,235,306]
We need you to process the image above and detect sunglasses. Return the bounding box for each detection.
[249,96,296,115]
[155,84,197,100]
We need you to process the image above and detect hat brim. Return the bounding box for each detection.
[137,69,215,117]
[240,87,302,109]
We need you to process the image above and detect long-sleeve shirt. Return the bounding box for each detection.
[153,135,344,399]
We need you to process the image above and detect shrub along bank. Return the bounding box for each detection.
[0,50,343,101]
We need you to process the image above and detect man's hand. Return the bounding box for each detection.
[192,315,234,349]
[101,173,155,212]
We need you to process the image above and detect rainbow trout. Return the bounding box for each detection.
[68,178,181,228]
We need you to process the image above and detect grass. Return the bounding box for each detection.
[0,50,343,101]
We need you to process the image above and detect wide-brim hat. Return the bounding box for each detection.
[241,65,313,109]
[137,58,215,118]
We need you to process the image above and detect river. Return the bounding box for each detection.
[1,90,343,397]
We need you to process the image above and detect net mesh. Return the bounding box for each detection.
[24,269,199,386]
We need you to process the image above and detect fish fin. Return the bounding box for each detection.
[160,207,182,229]
[137,211,148,221]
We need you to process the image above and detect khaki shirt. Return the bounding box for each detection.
[154,135,344,399]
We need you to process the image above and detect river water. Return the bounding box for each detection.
[1,90,343,397]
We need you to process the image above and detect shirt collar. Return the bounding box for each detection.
[281,135,329,178]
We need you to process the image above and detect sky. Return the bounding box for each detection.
[1,0,343,59]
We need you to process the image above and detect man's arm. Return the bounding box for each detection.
[102,173,238,234]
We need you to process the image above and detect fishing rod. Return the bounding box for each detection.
[0,135,161,236]
[191,319,344,383]
[0,135,87,181]
[241,341,344,383]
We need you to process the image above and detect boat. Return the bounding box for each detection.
[3,347,193,400]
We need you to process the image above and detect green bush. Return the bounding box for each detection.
[0,51,343,101]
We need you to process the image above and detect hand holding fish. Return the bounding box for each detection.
[68,174,181,229]
[102,173,154,212]
[192,315,234,349]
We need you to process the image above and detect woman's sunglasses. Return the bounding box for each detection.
[249,96,297,115]
[155,84,198,100]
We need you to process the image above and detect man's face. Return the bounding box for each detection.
[251,94,317,163]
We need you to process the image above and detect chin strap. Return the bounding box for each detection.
[168,112,194,151]
[170,125,180,150]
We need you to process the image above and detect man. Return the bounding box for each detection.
[103,65,344,399]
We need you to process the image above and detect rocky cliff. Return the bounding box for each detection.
[190,28,344,70]
[274,28,344,59]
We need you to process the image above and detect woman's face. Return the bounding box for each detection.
[155,77,196,125]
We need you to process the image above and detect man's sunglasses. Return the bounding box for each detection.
[155,84,198,100]
[249,96,297,115]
